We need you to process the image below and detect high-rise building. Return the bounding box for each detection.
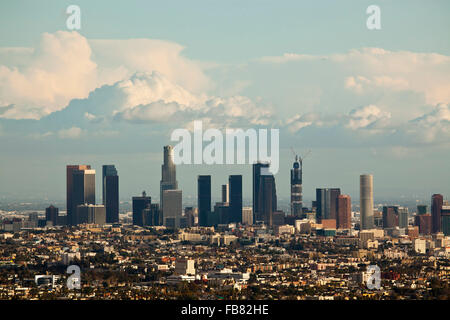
[253,162,270,222]
[75,204,106,225]
[415,214,432,235]
[221,184,229,203]
[72,169,96,226]
[198,175,211,227]
[360,174,374,230]
[66,165,91,226]
[163,189,182,229]
[242,207,253,225]
[160,145,178,224]
[431,194,443,233]
[143,203,160,226]
[399,207,409,229]
[132,191,151,227]
[214,202,230,225]
[417,205,427,215]
[229,175,242,224]
[258,174,277,226]
[45,205,59,226]
[315,188,340,222]
[290,156,303,217]
[383,206,399,229]
[102,165,119,223]
[337,195,351,229]
[442,206,450,236]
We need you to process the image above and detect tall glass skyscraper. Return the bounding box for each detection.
[72,168,96,226]
[253,162,270,222]
[102,165,119,223]
[66,165,91,226]
[229,175,242,223]
[198,175,211,227]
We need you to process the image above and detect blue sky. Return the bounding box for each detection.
[0,0,449,204]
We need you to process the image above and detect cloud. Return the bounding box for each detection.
[0,32,210,120]
[346,105,391,130]
[401,103,450,144]
[0,31,97,119]
[57,127,83,139]
[256,48,450,112]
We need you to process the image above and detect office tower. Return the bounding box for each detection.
[132,191,151,227]
[417,205,427,215]
[242,207,253,225]
[143,203,160,226]
[45,205,59,226]
[75,204,106,225]
[337,195,351,229]
[229,175,243,224]
[383,206,399,229]
[315,189,327,222]
[399,207,409,229]
[163,189,182,229]
[290,156,303,217]
[72,168,96,226]
[66,165,91,226]
[329,188,341,220]
[258,174,277,226]
[222,184,229,203]
[431,194,443,233]
[442,206,450,236]
[214,202,230,225]
[253,162,270,222]
[272,210,285,226]
[102,165,119,223]
[184,207,195,227]
[415,214,432,235]
[198,175,211,227]
[160,145,178,224]
[360,174,374,230]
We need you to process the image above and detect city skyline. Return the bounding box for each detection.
[1,1,450,202]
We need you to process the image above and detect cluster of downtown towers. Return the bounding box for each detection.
[55,145,371,231]
[52,145,447,233]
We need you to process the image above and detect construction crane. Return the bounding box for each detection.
[290,147,311,165]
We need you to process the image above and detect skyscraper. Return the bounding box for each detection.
[329,188,341,220]
[315,188,340,222]
[76,204,106,225]
[229,175,242,223]
[163,189,182,229]
[66,165,91,226]
[337,194,351,229]
[360,174,374,230]
[45,205,59,226]
[383,206,399,229]
[258,174,277,226]
[102,165,119,223]
[132,191,151,227]
[431,194,443,233]
[72,168,96,226]
[290,156,302,217]
[198,175,211,227]
[253,162,269,222]
[160,146,178,224]
[221,184,229,203]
